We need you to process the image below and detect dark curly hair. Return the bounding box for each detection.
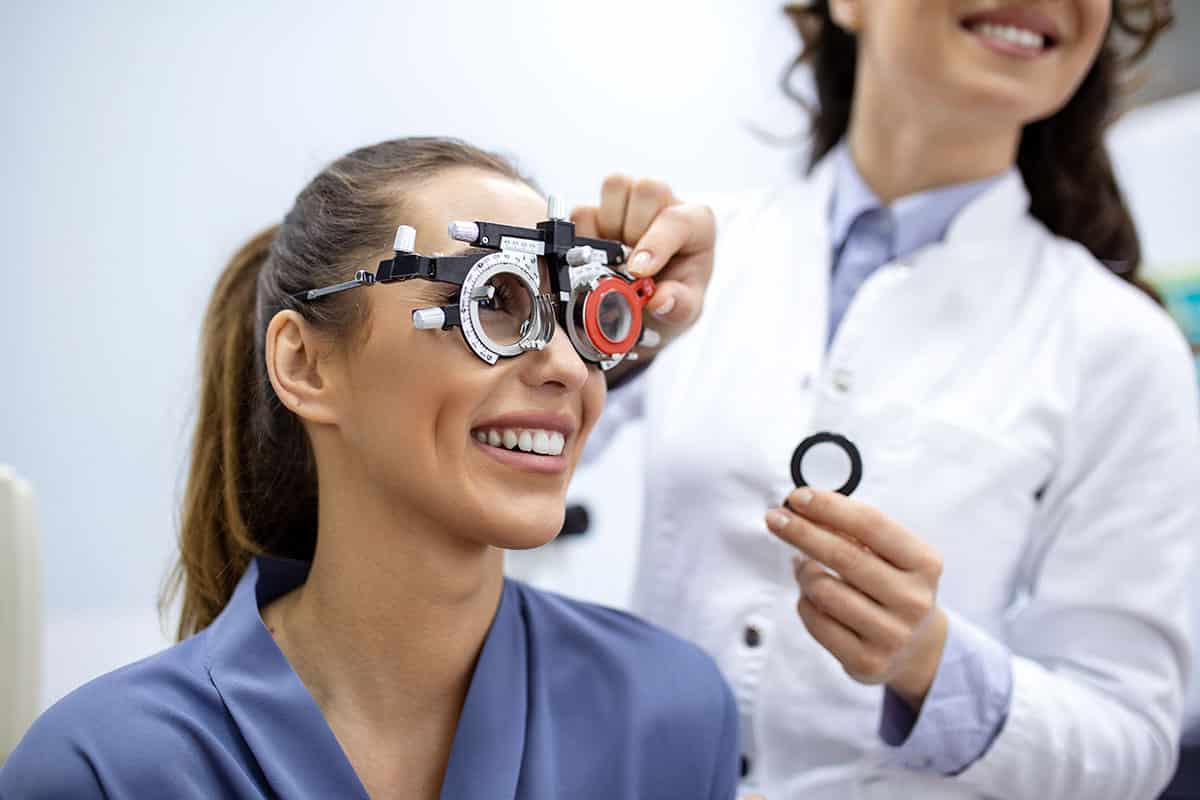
[782,0,1175,294]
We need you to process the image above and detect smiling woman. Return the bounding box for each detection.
[785,0,1173,284]
[0,138,740,800]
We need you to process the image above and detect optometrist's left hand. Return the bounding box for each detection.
[572,175,715,358]
[765,487,949,711]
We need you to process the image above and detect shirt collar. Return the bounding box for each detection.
[828,141,1013,261]
[438,578,527,799]
[203,556,528,800]
[205,557,369,798]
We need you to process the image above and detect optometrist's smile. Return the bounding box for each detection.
[471,412,577,474]
[960,5,1063,60]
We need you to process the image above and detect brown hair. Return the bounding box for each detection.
[782,0,1175,289]
[164,138,533,639]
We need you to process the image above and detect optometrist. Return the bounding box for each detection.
[574,1,1199,798]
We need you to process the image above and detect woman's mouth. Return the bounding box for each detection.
[473,427,566,456]
[470,412,577,475]
[961,8,1060,60]
[470,427,570,475]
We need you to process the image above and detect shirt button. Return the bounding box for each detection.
[743,625,762,648]
[740,754,752,778]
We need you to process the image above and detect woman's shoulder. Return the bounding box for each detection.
[514,581,718,666]
[0,631,239,798]
[510,581,740,797]
[1042,235,1193,374]
[510,580,737,720]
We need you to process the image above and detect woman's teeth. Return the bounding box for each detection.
[475,428,566,456]
[970,22,1046,50]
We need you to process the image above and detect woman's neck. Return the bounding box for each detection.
[261,461,505,791]
[846,64,1020,203]
[279,516,504,728]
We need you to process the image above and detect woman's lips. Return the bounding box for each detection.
[961,5,1062,60]
[966,24,1050,59]
[471,437,569,475]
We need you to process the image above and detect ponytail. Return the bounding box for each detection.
[166,227,279,639]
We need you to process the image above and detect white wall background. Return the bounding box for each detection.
[1,2,1197,719]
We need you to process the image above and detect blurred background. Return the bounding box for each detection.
[1,0,1197,738]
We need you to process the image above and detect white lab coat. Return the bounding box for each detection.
[591,156,1200,799]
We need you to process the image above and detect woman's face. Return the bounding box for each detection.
[330,168,606,550]
[837,0,1111,127]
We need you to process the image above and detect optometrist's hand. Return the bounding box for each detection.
[572,175,715,380]
[764,488,949,711]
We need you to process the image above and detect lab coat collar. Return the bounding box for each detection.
[204,557,528,800]
[815,148,1029,258]
[943,168,1030,250]
[828,142,1010,261]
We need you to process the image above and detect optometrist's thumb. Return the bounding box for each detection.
[645,279,702,329]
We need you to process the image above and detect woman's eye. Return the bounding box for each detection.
[488,285,518,314]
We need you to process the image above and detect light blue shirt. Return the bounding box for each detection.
[827,143,1015,775]
[0,557,740,799]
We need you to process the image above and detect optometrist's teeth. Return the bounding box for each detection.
[503,429,519,449]
[518,430,534,452]
[532,430,552,455]
[549,431,565,456]
[488,429,502,447]
[475,430,487,443]
[973,22,1045,49]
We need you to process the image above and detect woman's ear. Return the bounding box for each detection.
[265,310,341,426]
[829,0,863,33]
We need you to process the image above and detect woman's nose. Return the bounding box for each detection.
[519,321,591,393]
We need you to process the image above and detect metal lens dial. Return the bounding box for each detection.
[477,272,534,347]
[459,251,542,363]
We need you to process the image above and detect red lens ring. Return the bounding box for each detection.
[582,277,644,357]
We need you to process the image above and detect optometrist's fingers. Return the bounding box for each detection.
[570,205,601,238]
[598,173,634,241]
[643,276,701,328]
[622,177,676,245]
[633,203,715,325]
[627,201,715,276]
[794,558,909,655]
[798,595,893,685]
[796,595,892,684]
[765,507,905,608]
[782,487,941,577]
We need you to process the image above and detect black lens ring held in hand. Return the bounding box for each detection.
[790,432,863,497]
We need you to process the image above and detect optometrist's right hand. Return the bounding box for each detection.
[572,175,715,377]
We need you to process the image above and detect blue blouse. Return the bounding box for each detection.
[1,557,739,799]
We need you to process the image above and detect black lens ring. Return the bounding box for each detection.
[790,432,863,496]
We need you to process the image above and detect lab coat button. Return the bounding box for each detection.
[743,625,762,648]
[832,369,853,392]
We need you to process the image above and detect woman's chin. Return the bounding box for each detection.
[482,510,565,551]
